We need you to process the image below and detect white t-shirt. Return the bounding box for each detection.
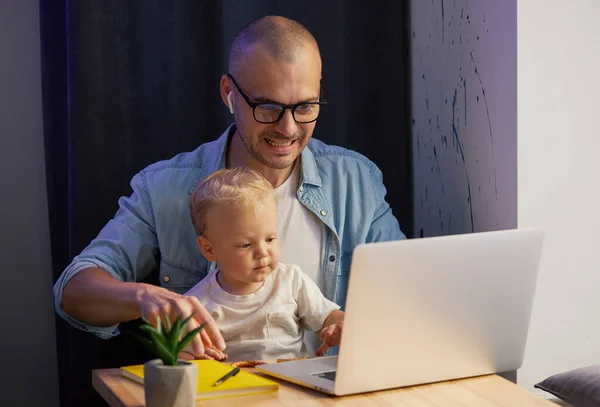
[274,163,325,354]
[185,263,340,362]
[274,162,323,288]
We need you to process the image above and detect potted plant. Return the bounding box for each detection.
[131,314,205,407]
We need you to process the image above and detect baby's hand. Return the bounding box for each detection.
[316,323,343,356]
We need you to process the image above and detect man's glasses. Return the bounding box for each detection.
[227,74,327,124]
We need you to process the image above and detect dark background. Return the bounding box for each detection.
[39,1,413,405]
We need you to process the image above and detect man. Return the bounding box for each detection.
[54,15,405,359]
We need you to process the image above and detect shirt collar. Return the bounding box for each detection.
[299,142,322,187]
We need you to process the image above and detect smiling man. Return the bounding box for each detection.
[53,15,406,359]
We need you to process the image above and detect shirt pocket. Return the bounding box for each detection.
[223,317,269,344]
[266,305,299,340]
[159,260,205,294]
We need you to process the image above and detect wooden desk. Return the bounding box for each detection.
[93,368,555,406]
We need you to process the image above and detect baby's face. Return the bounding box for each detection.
[205,195,280,293]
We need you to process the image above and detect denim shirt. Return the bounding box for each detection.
[53,125,406,339]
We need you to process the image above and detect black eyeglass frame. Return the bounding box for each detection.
[227,73,327,124]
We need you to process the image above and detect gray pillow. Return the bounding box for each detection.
[535,365,600,407]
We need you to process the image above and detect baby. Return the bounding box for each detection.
[185,167,344,362]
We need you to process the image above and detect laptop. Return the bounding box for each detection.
[256,228,545,395]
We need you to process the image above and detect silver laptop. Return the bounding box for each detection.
[256,228,545,395]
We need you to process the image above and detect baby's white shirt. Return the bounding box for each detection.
[185,263,340,362]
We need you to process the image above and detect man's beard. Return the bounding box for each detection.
[238,129,304,170]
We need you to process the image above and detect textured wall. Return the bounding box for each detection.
[411,0,517,237]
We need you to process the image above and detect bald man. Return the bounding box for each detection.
[54,16,406,359]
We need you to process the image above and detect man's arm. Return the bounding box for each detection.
[61,267,225,354]
[366,166,407,242]
[62,267,143,326]
[54,171,225,354]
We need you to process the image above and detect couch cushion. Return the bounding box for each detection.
[535,365,600,407]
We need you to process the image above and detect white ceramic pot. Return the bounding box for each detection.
[144,359,198,407]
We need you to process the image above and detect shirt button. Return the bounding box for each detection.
[320,210,327,216]
[299,186,304,192]
[163,275,171,283]
[328,255,336,262]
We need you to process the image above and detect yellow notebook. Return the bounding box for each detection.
[120,360,279,401]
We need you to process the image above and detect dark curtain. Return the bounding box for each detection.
[40,1,412,406]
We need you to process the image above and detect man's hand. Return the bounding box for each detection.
[178,347,228,361]
[316,323,343,356]
[136,284,226,357]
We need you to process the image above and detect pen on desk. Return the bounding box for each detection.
[213,366,240,386]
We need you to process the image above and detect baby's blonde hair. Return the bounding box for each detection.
[189,167,275,236]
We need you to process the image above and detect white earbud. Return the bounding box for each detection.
[227,91,234,114]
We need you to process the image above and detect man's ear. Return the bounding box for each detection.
[220,74,234,111]
[197,235,217,262]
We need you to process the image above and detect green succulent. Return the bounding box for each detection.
[131,314,205,366]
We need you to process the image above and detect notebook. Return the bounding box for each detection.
[120,359,279,400]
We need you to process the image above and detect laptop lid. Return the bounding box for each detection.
[333,228,545,395]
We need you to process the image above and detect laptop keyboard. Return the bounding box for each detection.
[314,371,337,381]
